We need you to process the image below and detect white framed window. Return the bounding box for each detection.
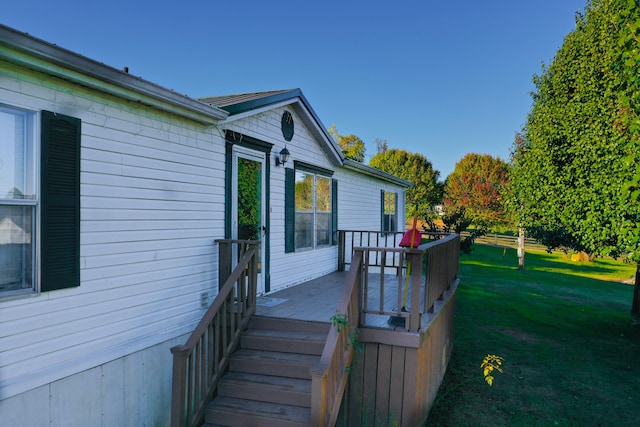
[0,104,37,295]
[382,191,397,233]
[294,171,332,250]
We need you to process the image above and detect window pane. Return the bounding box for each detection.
[295,171,313,211]
[295,212,313,250]
[316,213,331,246]
[316,176,331,213]
[0,106,35,199]
[295,172,313,250]
[0,205,34,292]
[384,192,396,215]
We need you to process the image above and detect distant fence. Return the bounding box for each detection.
[461,232,548,252]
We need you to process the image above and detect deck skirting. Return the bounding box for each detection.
[340,279,457,427]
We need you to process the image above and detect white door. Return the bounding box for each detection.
[231,146,266,295]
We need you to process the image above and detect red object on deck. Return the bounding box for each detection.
[399,217,421,248]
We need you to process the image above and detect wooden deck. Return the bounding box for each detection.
[256,271,413,330]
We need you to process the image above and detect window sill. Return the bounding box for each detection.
[0,288,39,303]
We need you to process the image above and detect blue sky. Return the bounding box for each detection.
[2,0,585,178]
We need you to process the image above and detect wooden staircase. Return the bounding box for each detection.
[203,316,330,427]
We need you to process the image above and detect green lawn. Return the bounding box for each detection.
[426,245,640,427]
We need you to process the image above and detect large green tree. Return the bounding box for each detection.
[616,0,640,315]
[328,124,366,162]
[444,153,509,228]
[369,148,442,221]
[508,0,640,316]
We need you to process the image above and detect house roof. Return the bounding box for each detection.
[200,89,297,114]
[201,89,412,187]
[0,23,412,189]
[343,159,413,188]
[200,89,345,166]
[0,24,228,124]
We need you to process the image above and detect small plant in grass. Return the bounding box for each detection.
[481,354,505,386]
[433,354,506,407]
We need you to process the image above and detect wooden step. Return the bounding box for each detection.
[230,348,320,379]
[217,371,311,407]
[204,318,328,426]
[249,315,331,334]
[241,327,327,355]
[206,396,311,427]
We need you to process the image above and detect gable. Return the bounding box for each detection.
[202,89,343,167]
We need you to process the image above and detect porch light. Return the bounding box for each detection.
[276,146,290,167]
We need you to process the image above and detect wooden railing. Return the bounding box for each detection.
[420,234,460,314]
[169,240,259,427]
[337,229,447,272]
[358,233,460,332]
[310,250,363,427]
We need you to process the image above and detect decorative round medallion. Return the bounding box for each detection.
[281,111,294,142]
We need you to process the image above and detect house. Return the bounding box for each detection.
[0,24,414,426]
[198,90,411,295]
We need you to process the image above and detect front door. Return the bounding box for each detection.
[231,146,266,294]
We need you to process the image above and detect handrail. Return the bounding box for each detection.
[337,229,446,271]
[170,240,259,427]
[417,234,460,315]
[310,250,363,427]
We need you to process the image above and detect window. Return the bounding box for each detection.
[0,107,80,296]
[381,191,397,232]
[294,171,332,250]
[285,162,337,253]
[0,105,36,294]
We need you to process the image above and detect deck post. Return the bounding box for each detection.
[310,370,328,426]
[338,231,346,271]
[217,240,232,291]
[170,344,190,427]
[408,250,423,332]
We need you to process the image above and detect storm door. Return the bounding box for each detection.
[231,146,266,294]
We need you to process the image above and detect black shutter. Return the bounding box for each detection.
[331,179,338,245]
[224,142,232,239]
[284,168,295,253]
[41,111,81,291]
[380,190,385,232]
[393,192,398,232]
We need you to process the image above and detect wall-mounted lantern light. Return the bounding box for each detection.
[276,146,290,167]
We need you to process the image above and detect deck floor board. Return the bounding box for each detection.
[256,271,412,329]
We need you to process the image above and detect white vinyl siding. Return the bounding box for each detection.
[225,107,407,293]
[0,64,225,402]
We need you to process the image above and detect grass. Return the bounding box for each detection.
[425,244,640,427]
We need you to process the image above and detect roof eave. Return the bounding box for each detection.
[0,24,228,124]
[343,159,413,188]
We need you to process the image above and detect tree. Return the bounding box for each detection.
[328,124,366,162]
[374,138,388,154]
[369,148,442,221]
[507,0,640,316]
[615,0,640,317]
[443,153,509,229]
